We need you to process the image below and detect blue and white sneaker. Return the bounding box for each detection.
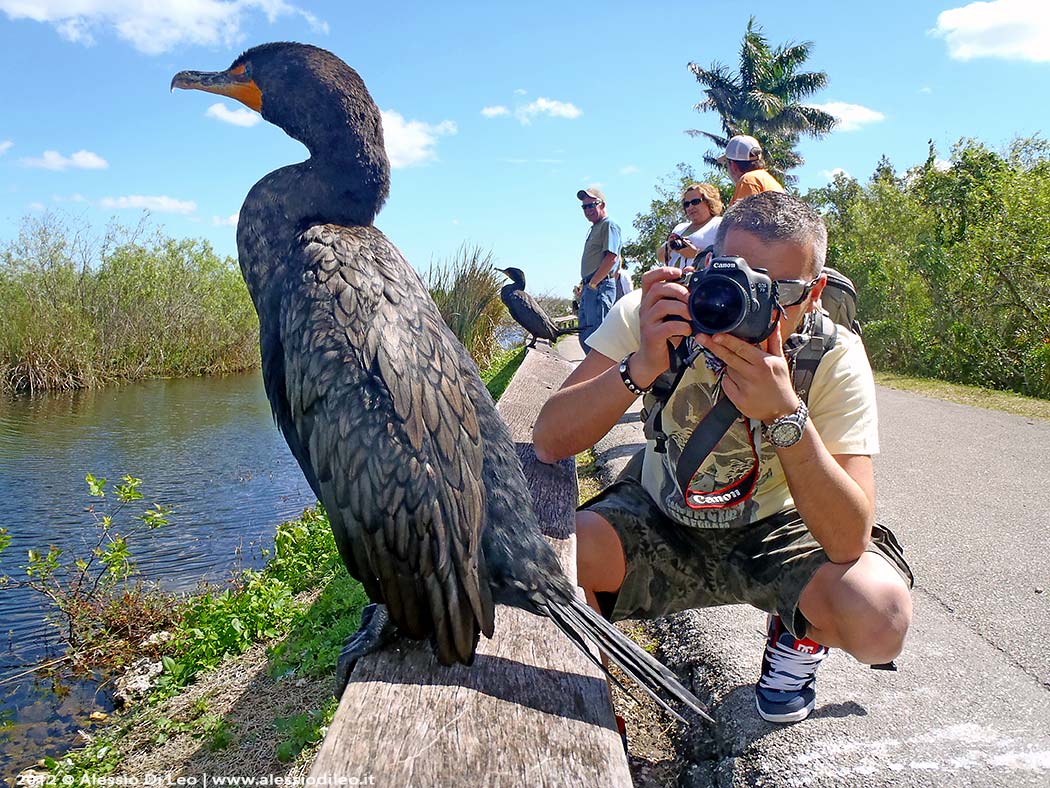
[755,614,829,723]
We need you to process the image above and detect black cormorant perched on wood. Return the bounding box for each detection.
[495,267,564,347]
[172,42,711,724]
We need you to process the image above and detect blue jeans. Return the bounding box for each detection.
[579,276,617,353]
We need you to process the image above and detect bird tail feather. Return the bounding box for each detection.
[541,593,715,726]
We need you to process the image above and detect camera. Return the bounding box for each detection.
[680,256,779,342]
[668,233,689,251]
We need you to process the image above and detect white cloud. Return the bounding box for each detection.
[100,195,197,214]
[206,102,260,127]
[620,165,640,175]
[21,149,109,170]
[811,102,886,132]
[52,193,87,203]
[919,86,933,94]
[515,97,582,125]
[213,212,239,226]
[821,167,851,181]
[513,88,527,95]
[28,201,46,212]
[933,0,1050,62]
[380,110,457,169]
[481,105,509,118]
[0,140,12,155]
[934,159,952,172]
[0,0,329,55]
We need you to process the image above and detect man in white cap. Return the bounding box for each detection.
[719,134,786,206]
[577,187,622,353]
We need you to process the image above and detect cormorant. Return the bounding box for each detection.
[172,43,711,724]
[495,267,568,347]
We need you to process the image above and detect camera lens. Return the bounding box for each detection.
[689,276,746,333]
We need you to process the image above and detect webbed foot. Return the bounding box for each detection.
[335,603,398,697]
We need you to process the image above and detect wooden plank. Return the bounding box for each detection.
[310,345,631,786]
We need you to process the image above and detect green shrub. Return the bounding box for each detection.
[805,136,1050,398]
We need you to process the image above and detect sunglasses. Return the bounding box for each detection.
[581,201,602,210]
[682,197,706,209]
[775,277,820,307]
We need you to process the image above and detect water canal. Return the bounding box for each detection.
[0,372,314,785]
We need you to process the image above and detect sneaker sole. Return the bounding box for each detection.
[755,695,815,724]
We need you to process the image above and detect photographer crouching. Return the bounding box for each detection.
[533,191,913,724]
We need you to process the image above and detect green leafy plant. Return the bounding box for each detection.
[275,699,338,763]
[0,473,172,654]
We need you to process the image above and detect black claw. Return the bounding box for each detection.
[334,603,397,697]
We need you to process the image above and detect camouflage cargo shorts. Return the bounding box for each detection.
[580,470,914,639]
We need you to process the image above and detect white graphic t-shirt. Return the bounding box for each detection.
[588,289,879,528]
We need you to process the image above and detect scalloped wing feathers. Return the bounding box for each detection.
[268,223,494,665]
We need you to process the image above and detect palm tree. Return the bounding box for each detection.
[687,17,836,184]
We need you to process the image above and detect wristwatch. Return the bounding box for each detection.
[765,400,808,448]
[619,353,653,396]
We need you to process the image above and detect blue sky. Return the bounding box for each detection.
[1,0,1047,296]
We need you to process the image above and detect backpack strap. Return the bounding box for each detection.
[791,312,838,406]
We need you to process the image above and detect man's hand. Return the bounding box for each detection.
[629,266,694,388]
[696,321,799,422]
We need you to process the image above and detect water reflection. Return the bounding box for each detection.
[0,372,313,784]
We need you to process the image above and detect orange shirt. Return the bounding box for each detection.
[730,169,785,204]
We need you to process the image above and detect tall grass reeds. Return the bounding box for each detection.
[424,244,506,368]
[1,215,524,395]
[0,213,259,394]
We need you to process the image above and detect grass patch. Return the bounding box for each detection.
[480,346,526,402]
[875,371,1050,421]
[576,448,603,505]
[274,698,338,763]
[36,508,360,781]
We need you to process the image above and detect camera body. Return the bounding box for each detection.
[668,233,689,251]
[682,256,778,342]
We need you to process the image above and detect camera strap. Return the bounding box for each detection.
[675,395,755,507]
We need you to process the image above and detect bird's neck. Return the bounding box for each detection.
[236,154,388,319]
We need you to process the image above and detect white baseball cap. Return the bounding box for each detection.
[716,135,763,164]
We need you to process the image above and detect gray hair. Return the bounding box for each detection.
[713,191,828,275]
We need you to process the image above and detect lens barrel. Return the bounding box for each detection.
[688,275,748,334]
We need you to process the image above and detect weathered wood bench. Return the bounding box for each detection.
[309,340,631,786]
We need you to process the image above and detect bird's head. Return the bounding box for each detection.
[172,42,387,167]
[496,267,526,287]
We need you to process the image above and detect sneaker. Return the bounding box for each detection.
[755,614,829,723]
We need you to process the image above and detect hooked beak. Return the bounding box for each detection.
[171,67,262,113]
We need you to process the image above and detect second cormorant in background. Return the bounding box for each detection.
[172,42,710,724]
[496,267,564,347]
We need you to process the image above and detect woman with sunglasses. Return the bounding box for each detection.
[657,183,724,268]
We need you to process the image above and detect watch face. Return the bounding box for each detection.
[771,421,802,446]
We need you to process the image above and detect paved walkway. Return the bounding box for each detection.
[554,337,1050,787]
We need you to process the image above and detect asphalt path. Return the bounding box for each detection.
[557,337,1050,786]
